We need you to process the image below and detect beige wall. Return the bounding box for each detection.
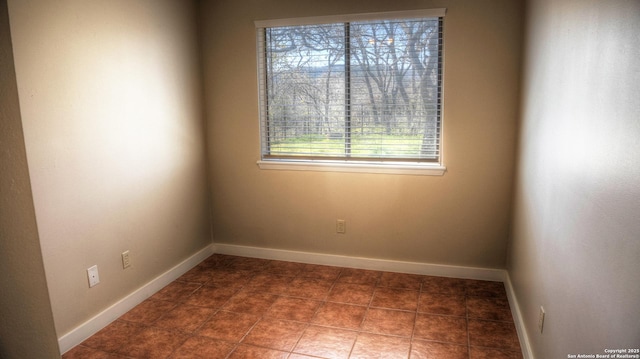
[508,0,640,356]
[200,0,524,268]
[7,0,211,337]
[0,0,60,357]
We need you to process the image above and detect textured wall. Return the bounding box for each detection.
[200,0,524,268]
[7,0,211,336]
[508,0,640,356]
[0,0,60,357]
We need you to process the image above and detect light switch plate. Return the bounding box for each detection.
[538,306,545,333]
[122,250,131,269]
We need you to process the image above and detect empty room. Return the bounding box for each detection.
[1,0,638,358]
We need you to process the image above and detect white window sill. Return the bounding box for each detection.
[257,160,446,176]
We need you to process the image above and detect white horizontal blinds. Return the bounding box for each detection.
[262,23,347,159]
[257,11,444,162]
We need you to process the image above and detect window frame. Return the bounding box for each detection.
[255,9,447,176]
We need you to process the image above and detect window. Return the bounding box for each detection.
[256,9,446,175]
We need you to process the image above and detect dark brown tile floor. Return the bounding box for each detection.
[63,254,523,359]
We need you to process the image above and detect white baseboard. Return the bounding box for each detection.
[213,243,506,282]
[58,244,215,355]
[504,272,535,359]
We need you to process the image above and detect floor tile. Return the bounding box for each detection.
[469,346,523,359]
[468,319,521,351]
[466,296,513,322]
[267,260,305,277]
[418,292,466,317]
[312,302,367,330]
[337,268,382,285]
[203,269,253,290]
[199,254,229,269]
[178,265,213,284]
[410,339,469,359]
[244,273,292,293]
[169,336,235,359]
[66,255,525,359]
[350,333,410,359]
[196,310,260,342]
[266,296,322,322]
[361,308,415,337]
[241,318,306,351]
[288,354,321,359]
[327,282,375,305]
[299,264,342,281]
[378,272,423,291]
[287,277,334,300]
[228,344,289,359]
[225,256,270,271]
[152,303,216,333]
[413,313,468,345]
[371,287,419,311]
[116,326,188,358]
[81,320,142,352]
[119,299,176,325]
[151,281,201,302]
[293,326,357,359]
[421,276,466,295]
[183,285,236,308]
[62,345,121,359]
[465,280,507,298]
[223,289,279,315]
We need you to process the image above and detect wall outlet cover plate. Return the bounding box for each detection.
[87,265,100,287]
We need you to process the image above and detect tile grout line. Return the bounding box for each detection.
[288,267,341,358]
[466,293,472,359]
[408,281,424,359]
[348,274,382,359]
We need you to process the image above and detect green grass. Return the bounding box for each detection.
[270,134,425,157]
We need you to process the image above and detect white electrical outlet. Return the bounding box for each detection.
[87,265,100,287]
[336,219,346,234]
[122,250,131,269]
[538,306,545,333]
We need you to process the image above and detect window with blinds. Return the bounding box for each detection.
[256,10,445,165]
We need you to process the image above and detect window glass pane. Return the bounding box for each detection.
[260,16,442,162]
[350,19,441,160]
[266,24,346,157]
